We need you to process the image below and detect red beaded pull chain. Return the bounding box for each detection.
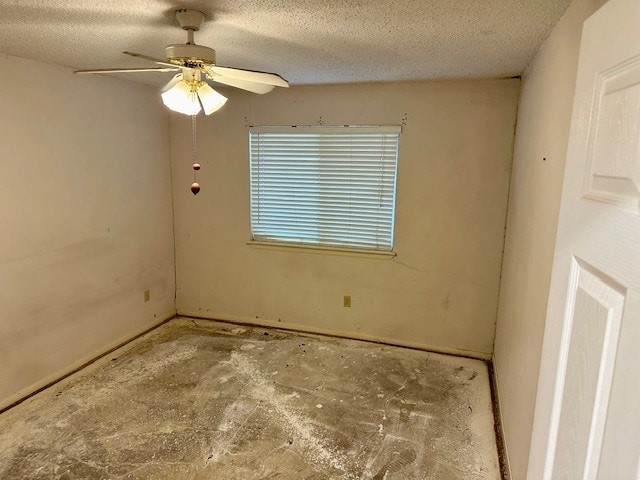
[190,111,201,195]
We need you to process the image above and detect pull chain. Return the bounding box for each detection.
[190,109,201,195]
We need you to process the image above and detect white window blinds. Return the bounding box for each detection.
[249,126,400,252]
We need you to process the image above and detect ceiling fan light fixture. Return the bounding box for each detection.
[197,83,227,115]
[161,75,201,115]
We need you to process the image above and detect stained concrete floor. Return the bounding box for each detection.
[0,317,501,479]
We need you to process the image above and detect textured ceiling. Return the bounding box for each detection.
[0,0,570,86]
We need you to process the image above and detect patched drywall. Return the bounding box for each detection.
[0,54,176,409]
[170,80,519,356]
[492,0,609,478]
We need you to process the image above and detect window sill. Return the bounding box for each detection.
[246,241,397,259]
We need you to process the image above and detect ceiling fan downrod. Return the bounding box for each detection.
[175,9,205,45]
[165,9,216,67]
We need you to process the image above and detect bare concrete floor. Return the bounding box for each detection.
[0,317,500,479]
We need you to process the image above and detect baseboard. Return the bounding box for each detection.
[0,310,176,413]
[177,310,491,361]
[490,354,512,480]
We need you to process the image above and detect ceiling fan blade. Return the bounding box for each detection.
[210,66,289,88]
[75,67,180,74]
[211,77,275,94]
[203,68,275,94]
[123,51,180,68]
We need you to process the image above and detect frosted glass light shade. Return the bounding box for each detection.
[197,83,227,115]
[161,75,201,115]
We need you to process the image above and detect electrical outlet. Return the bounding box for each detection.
[144,290,150,302]
[343,295,351,308]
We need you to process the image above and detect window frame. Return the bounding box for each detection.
[247,125,401,257]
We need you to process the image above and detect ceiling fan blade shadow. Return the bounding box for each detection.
[210,66,289,87]
[75,67,180,74]
[123,51,180,68]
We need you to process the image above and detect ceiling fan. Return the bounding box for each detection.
[75,9,289,116]
[76,9,289,195]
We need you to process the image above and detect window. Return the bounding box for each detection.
[249,126,400,253]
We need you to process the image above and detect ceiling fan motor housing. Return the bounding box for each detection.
[166,44,216,66]
[168,10,215,66]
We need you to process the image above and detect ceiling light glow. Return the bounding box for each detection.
[161,74,227,116]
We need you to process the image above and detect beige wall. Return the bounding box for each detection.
[492,0,608,477]
[0,55,176,409]
[171,80,519,357]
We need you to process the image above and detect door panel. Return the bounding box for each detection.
[585,54,640,210]
[551,259,625,479]
[596,290,640,478]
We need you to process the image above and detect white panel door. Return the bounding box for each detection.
[528,0,640,478]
